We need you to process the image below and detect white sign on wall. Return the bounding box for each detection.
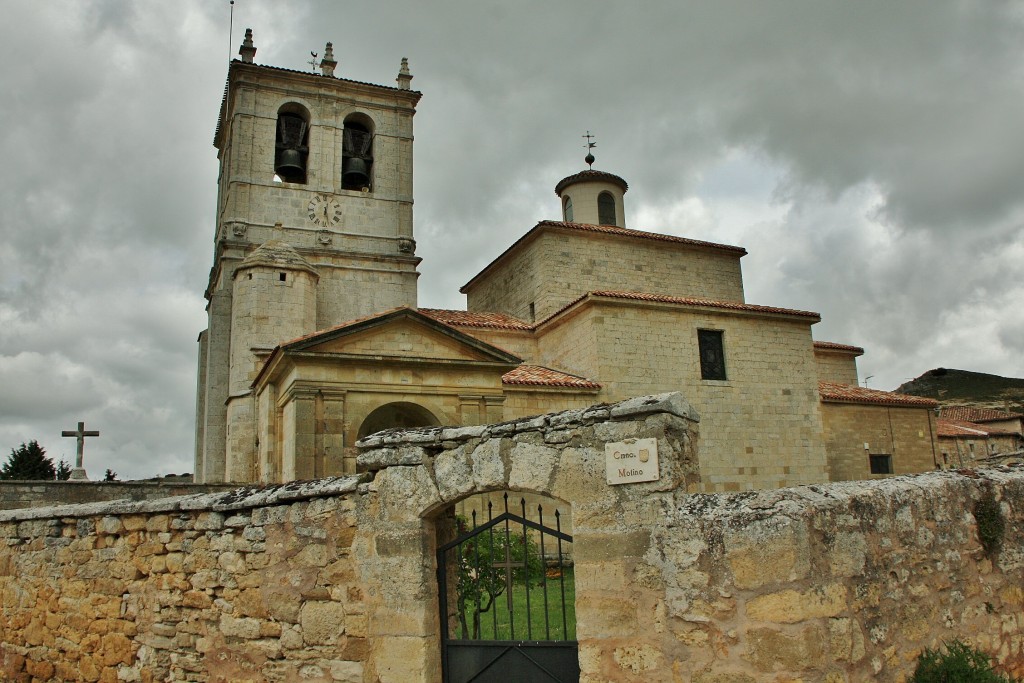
[605,438,660,485]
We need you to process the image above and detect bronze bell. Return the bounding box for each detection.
[275,148,305,179]
[342,157,370,189]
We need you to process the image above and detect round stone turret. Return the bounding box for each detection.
[229,241,319,395]
[554,169,628,227]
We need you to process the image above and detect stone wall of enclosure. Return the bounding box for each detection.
[1,393,1022,682]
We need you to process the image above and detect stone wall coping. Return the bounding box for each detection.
[355,391,699,455]
[0,475,366,523]
[674,464,1024,525]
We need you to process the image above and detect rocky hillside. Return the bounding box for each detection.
[896,368,1024,413]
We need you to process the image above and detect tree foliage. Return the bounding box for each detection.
[1,441,57,480]
[56,460,72,481]
[104,469,119,482]
[912,640,1020,683]
[453,515,544,639]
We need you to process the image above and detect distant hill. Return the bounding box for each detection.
[896,368,1024,413]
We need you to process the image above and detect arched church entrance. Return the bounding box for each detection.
[435,491,579,683]
[356,401,440,439]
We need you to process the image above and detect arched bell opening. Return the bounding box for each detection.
[274,103,310,184]
[356,401,439,440]
[341,113,375,191]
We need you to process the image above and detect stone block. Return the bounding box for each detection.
[300,600,347,645]
[745,584,847,624]
[470,439,507,491]
[508,443,560,493]
[744,625,825,672]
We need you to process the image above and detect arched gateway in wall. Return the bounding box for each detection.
[353,393,701,682]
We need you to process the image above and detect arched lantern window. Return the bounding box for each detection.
[563,196,574,222]
[597,191,616,225]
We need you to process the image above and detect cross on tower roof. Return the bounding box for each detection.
[61,421,99,481]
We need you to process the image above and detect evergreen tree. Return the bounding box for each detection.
[1,441,57,480]
[104,469,118,482]
[56,459,73,481]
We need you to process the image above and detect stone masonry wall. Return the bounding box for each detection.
[0,481,238,512]
[1,393,1023,682]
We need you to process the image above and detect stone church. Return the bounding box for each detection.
[194,32,939,492]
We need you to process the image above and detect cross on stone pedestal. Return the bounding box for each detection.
[492,544,521,613]
[61,421,99,481]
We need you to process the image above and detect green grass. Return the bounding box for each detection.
[459,567,576,641]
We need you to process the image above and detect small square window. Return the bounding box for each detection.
[279,273,287,282]
[698,330,726,380]
[869,454,892,474]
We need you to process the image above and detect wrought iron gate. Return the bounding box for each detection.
[437,494,579,683]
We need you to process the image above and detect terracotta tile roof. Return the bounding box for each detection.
[502,365,601,389]
[937,419,996,438]
[819,382,939,408]
[554,170,629,194]
[418,309,533,331]
[539,290,820,325]
[461,221,746,293]
[813,341,865,355]
[940,406,1024,423]
[538,220,747,254]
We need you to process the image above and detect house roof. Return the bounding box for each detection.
[539,290,821,325]
[554,170,629,195]
[502,365,601,390]
[813,341,865,355]
[418,309,533,331]
[461,220,746,293]
[937,419,997,438]
[940,406,1024,423]
[818,382,939,408]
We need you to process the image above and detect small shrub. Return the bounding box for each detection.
[974,489,1006,557]
[912,640,1019,683]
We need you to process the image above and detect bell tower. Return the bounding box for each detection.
[195,30,422,483]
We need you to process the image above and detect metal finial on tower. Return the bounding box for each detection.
[396,57,413,90]
[239,27,257,64]
[583,131,596,169]
[308,51,319,72]
[320,42,337,77]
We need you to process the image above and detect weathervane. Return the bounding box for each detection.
[308,51,319,72]
[582,131,596,169]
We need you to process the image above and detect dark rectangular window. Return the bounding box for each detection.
[698,329,727,380]
[869,454,892,474]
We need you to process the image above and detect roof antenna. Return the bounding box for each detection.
[582,131,596,169]
[227,1,235,63]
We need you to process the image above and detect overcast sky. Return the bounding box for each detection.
[1,1,1022,479]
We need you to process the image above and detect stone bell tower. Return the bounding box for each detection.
[194,30,422,483]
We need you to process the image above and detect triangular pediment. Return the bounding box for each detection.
[283,307,522,364]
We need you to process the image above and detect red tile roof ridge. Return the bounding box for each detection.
[940,406,1024,422]
[937,419,996,437]
[537,290,821,326]
[813,341,865,355]
[278,306,413,348]
[418,308,533,330]
[819,381,939,408]
[502,364,601,389]
[537,220,747,254]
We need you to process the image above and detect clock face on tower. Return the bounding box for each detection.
[307,193,342,227]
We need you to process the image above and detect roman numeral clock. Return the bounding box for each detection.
[307,193,343,227]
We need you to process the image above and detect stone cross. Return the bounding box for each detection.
[61,421,99,481]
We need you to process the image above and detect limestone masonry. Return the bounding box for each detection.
[2,394,1022,681]
[192,31,945,492]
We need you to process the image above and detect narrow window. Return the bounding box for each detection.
[563,196,574,222]
[597,191,616,225]
[869,454,892,474]
[342,115,373,191]
[274,110,309,184]
[279,273,287,282]
[697,330,726,380]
